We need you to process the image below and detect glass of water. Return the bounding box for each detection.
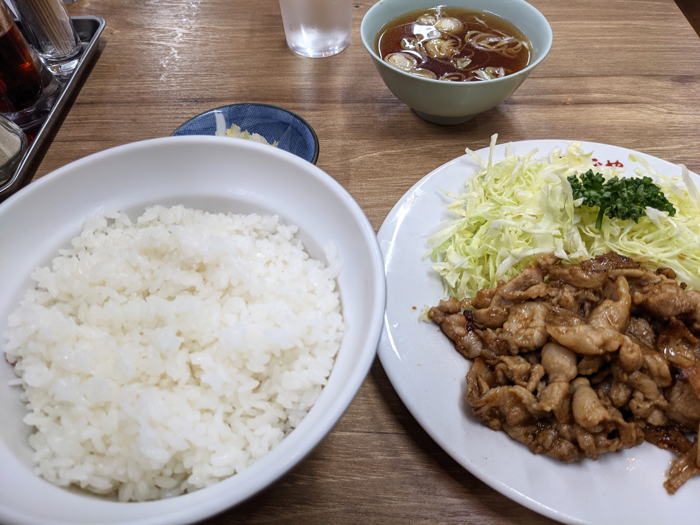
[279,0,352,58]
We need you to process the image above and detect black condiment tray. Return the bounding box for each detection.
[0,16,105,201]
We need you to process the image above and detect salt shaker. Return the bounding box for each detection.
[11,0,82,76]
[0,114,28,187]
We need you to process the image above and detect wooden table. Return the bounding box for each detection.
[23,0,700,523]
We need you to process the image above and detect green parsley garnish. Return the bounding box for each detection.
[567,170,676,230]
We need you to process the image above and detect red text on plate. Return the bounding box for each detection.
[591,158,624,168]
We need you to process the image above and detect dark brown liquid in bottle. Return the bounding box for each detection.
[0,22,42,113]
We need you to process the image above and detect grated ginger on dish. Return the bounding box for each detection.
[215,123,278,147]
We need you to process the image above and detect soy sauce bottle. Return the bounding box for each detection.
[0,0,43,114]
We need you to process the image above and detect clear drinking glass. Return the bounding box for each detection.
[279,0,352,58]
[12,0,82,76]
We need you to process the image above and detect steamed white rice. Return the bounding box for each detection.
[3,205,344,501]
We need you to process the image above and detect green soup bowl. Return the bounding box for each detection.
[361,0,553,125]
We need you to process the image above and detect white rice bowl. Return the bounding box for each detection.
[0,136,385,525]
[5,205,344,502]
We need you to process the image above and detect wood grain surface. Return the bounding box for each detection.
[14,0,700,523]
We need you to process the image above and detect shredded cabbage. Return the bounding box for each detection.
[426,135,700,298]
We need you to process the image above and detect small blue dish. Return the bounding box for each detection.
[173,103,319,164]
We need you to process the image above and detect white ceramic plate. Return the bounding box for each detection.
[377,140,699,525]
[0,136,385,525]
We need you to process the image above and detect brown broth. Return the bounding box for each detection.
[376,7,531,82]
